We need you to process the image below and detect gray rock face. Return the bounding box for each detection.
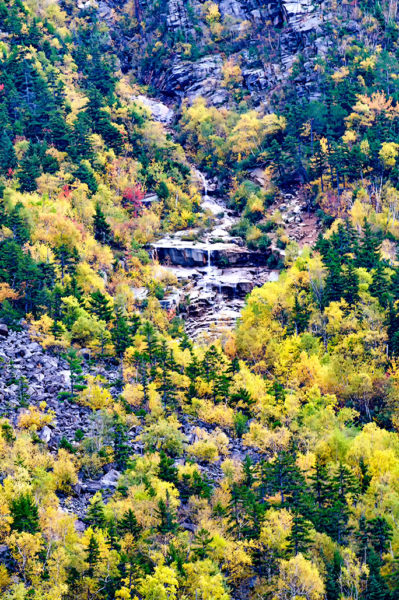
[151,240,270,268]
[100,469,121,487]
[0,324,8,337]
[161,55,227,105]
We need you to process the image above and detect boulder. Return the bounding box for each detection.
[100,469,120,488]
[39,425,52,444]
[0,324,8,338]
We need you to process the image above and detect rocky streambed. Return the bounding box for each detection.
[149,170,279,338]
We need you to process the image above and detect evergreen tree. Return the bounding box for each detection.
[86,494,106,529]
[88,290,113,323]
[0,131,17,175]
[10,493,39,533]
[8,202,30,245]
[158,450,178,485]
[86,534,100,577]
[156,492,177,534]
[192,528,213,559]
[370,263,391,307]
[290,294,309,334]
[112,415,130,470]
[93,203,112,245]
[157,341,178,409]
[343,260,360,306]
[63,348,85,398]
[324,550,343,600]
[357,220,381,269]
[324,247,345,306]
[118,509,141,538]
[287,510,312,556]
[112,307,132,359]
[53,244,78,283]
[368,516,393,558]
[18,143,41,192]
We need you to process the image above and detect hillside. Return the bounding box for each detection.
[2,1,399,600]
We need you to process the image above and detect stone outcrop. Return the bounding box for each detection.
[151,239,270,268]
[97,0,328,107]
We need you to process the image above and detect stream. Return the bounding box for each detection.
[134,95,279,339]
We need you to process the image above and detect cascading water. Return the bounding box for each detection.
[197,171,220,293]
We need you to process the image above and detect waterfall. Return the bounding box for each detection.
[196,169,208,200]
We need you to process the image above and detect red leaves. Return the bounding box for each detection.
[122,184,145,217]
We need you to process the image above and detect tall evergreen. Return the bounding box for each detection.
[118,509,141,538]
[357,220,381,270]
[10,493,39,533]
[112,415,130,470]
[86,534,100,577]
[88,290,113,323]
[156,492,177,534]
[93,203,112,245]
[86,494,106,529]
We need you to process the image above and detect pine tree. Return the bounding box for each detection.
[290,294,309,334]
[18,143,41,192]
[8,202,30,245]
[63,348,85,398]
[53,244,78,283]
[112,307,132,359]
[357,220,381,270]
[86,494,106,529]
[359,457,372,493]
[324,551,343,600]
[370,263,391,307]
[309,456,331,518]
[158,450,178,485]
[93,203,112,245]
[112,415,130,470]
[89,290,113,323]
[156,492,177,534]
[287,510,312,556]
[10,493,39,533]
[0,131,17,175]
[343,260,360,306]
[157,341,178,409]
[86,533,100,577]
[324,248,345,306]
[368,516,393,559]
[118,509,141,538]
[192,528,213,559]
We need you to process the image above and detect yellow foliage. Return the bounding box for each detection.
[79,375,113,410]
[274,554,324,600]
[18,404,55,432]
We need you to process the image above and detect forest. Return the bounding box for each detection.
[2,0,399,599]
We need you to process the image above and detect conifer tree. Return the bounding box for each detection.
[156,492,177,534]
[86,534,100,577]
[290,294,309,334]
[112,307,132,359]
[192,528,213,559]
[357,220,381,269]
[10,493,39,533]
[0,131,17,175]
[89,290,113,323]
[118,509,141,538]
[53,244,78,283]
[112,415,130,470]
[343,260,360,306]
[370,263,391,307]
[63,348,85,398]
[86,493,106,529]
[158,450,178,485]
[93,203,112,245]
